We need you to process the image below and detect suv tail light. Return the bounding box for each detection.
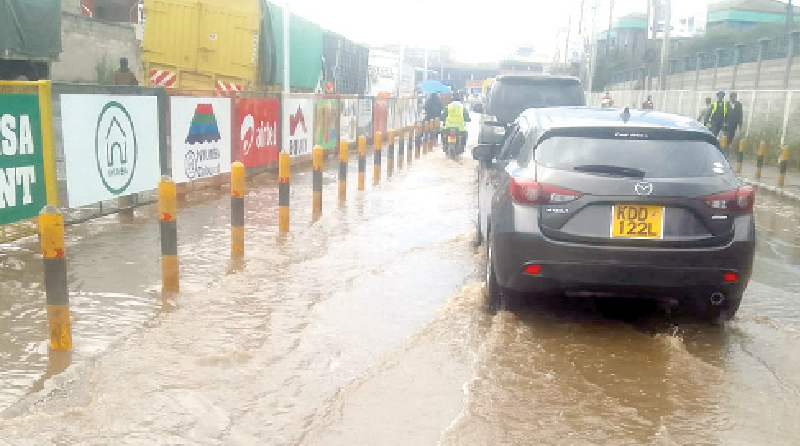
[703,186,755,213]
[510,178,583,205]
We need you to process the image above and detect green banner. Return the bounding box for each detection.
[314,98,339,151]
[0,94,46,225]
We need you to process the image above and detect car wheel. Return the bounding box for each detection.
[696,290,743,324]
[484,232,502,314]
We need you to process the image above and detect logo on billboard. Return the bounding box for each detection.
[184,104,222,179]
[95,101,137,195]
[289,105,308,156]
[290,106,306,137]
[240,113,277,156]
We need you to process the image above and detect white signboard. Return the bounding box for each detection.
[170,97,232,183]
[357,98,373,138]
[283,96,314,157]
[340,98,357,143]
[60,94,160,208]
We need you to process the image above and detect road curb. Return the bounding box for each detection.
[743,178,800,202]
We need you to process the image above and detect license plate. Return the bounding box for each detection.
[611,205,663,239]
[447,136,457,143]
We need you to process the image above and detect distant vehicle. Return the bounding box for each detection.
[472,107,756,323]
[472,75,585,145]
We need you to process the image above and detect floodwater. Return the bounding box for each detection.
[1,120,800,445]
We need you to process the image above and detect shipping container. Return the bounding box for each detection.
[261,1,323,91]
[322,31,368,95]
[141,0,259,91]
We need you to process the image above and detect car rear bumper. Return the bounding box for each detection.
[493,231,755,294]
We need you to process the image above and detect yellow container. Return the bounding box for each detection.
[141,0,260,90]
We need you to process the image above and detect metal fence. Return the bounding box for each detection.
[587,89,800,167]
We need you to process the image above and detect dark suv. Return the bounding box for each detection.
[473,107,756,323]
[474,75,585,145]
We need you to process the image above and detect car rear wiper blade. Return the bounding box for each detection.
[573,164,646,178]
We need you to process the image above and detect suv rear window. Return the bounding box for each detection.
[532,136,730,178]
[488,79,585,122]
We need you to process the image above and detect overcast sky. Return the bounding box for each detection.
[284,0,763,63]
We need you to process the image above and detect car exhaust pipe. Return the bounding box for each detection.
[710,292,725,306]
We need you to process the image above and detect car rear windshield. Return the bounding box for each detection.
[488,79,585,122]
[532,136,730,178]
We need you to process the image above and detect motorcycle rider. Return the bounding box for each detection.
[441,92,470,152]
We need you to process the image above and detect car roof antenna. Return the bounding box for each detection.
[620,107,631,123]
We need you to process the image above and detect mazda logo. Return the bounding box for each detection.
[635,182,654,196]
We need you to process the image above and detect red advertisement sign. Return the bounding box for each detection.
[237,98,279,167]
[373,98,388,135]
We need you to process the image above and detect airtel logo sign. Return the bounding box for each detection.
[240,114,277,156]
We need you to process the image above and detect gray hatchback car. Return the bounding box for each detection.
[473,107,756,323]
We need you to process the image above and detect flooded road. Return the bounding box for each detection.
[2,121,800,444]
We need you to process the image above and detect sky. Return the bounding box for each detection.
[284,0,728,63]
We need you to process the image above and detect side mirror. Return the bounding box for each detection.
[472,103,483,113]
[472,144,498,162]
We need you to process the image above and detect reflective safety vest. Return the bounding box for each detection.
[709,101,728,119]
[444,102,466,131]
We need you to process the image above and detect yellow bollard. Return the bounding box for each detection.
[312,145,324,216]
[756,140,766,180]
[278,153,290,232]
[339,141,348,201]
[231,162,245,257]
[373,131,382,185]
[387,129,395,177]
[735,138,746,174]
[158,176,179,292]
[778,145,790,187]
[358,136,367,191]
[719,134,729,158]
[39,205,72,350]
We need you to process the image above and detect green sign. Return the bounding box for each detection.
[0,94,46,225]
[314,99,339,152]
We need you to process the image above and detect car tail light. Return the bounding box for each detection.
[510,178,582,205]
[523,264,542,275]
[723,272,739,283]
[703,186,755,213]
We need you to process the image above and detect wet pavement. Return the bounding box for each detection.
[1,121,800,444]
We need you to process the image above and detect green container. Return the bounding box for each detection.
[261,2,323,90]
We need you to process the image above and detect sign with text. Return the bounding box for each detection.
[61,94,160,208]
[314,98,339,152]
[282,96,314,157]
[237,98,279,168]
[357,98,373,139]
[0,93,46,224]
[170,97,232,183]
[340,98,357,144]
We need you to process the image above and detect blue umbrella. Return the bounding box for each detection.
[416,80,452,94]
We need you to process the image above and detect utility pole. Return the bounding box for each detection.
[789,0,795,32]
[605,0,615,56]
[587,0,600,92]
[397,44,405,97]
[659,0,672,90]
[565,16,572,66]
[283,1,290,94]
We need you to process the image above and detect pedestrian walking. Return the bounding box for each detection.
[641,95,654,110]
[424,93,443,122]
[112,57,138,86]
[698,97,712,125]
[726,92,744,142]
[707,91,728,137]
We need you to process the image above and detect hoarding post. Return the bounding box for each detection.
[231,162,245,257]
[358,136,367,191]
[279,153,291,232]
[387,129,395,177]
[313,145,324,217]
[158,176,179,293]
[374,131,382,185]
[339,141,348,201]
[39,206,72,351]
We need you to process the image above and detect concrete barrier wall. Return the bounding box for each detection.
[51,13,142,85]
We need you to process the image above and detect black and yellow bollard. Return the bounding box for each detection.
[279,152,290,232]
[416,124,422,159]
[423,121,429,154]
[434,118,441,149]
[358,136,367,191]
[373,131,382,185]
[39,205,72,350]
[719,135,729,158]
[387,129,395,177]
[756,140,766,180]
[398,129,405,170]
[407,127,414,165]
[313,145,324,216]
[778,145,790,187]
[158,176,179,293]
[735,139,746,174]
[231,161,245,257]
[339,141,348,201]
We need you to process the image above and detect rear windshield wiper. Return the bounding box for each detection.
[573,164,646,178]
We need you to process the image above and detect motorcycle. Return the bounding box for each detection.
[443,127,465,159]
